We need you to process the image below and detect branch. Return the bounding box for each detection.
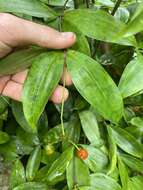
[111,0,122,16]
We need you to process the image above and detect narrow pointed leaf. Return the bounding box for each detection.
[66,157,90,189]
[67,50,123,123]
[120,153,143,173]
[10,159,26,189]
[13,182,48,190]
[0,0,56,18]
[107,125,117,175]
[63,9,136,46]
[90,173,121,190]
[79,109,102,146]
[118,156,129,190]
[22,52,64,132]
[0,47,45,76]
[119,54,143,98]
[45,146,74,184]
[111,125,143,158]
[26,146,41,181]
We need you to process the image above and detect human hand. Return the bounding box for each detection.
[0,13,76,103]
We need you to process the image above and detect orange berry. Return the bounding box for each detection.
[76,148,88,160]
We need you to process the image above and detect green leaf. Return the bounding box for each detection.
[129,176,143,190]
[62,20,90,56]
[90,173,121,190]
[118,3,143,37]
[81,144,108,173]
[78,187,99,190]
[67,50,123,123]
[10,159,26,189]
[110,125,143,158]
[63,9,136,46]
[62,119,81,150]
[26,146,41,181]
[12,182,48,190]
[0,96,9,114]
[79,109,102,146]
[12,101,34,133]
[0,47,45,76]
[66,157,90,190]
[119,54,143,98]
[120,153,143,173]
[45,146,74,184]
[22,51,64,133]
[0,131,9,144]
[0,0,56,18]
[107,125,117,175]
[118,156,129,190]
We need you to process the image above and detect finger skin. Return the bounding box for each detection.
[2,78,69,103]
[0,13,76,49]
[11,70,28,84]
[61,67,73,86]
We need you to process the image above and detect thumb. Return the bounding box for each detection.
[0,13,76,49]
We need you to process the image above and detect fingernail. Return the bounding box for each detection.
[61,32,76,40]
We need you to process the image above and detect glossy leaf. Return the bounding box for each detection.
[66,157,90,190]
[62,118,81,150]
[9,159,26,189]
[45,146,74,184]
[62,19,90,56]
[67,50,123,123]
[118,3,143,37]
[90,173,121,190]
[0,47,45,76]
[63,9,136,46]
[12,101,34,133]
[26,146,41,181]
[81,145,108,173]
[0,131,9,144]
[22,51,64,133]
[13,182,48,190]
[118,156,129,190]
[107,125,117,175]
[0,0,56,18]
[79,109,102,146]
[0,96,9,114]
[110,125,143,158]
[120,153,143,173]
[119,54,143,98]
[129,176,143,190]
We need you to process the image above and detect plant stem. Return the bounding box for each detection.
[111,0,122,16]
[69,140,80,150]
[60,51,67,137]
[74,0,78,8]
[85,0,90,8]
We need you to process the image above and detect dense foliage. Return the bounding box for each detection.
[0,0,143,189]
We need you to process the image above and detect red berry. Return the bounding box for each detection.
[76,148,88,160]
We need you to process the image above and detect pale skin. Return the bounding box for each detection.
[0,13,76,103]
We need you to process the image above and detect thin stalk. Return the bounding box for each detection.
[69,140,80,150]
[85,0,90,8]
[74,0,79,9]
[60,51,67,137]
[111,0,123,16]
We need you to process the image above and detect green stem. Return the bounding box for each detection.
[111,0,122,16]
[60,51,67,137]
[69,140,80,150]
[85,0,90,8]
[74,0,79,8]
